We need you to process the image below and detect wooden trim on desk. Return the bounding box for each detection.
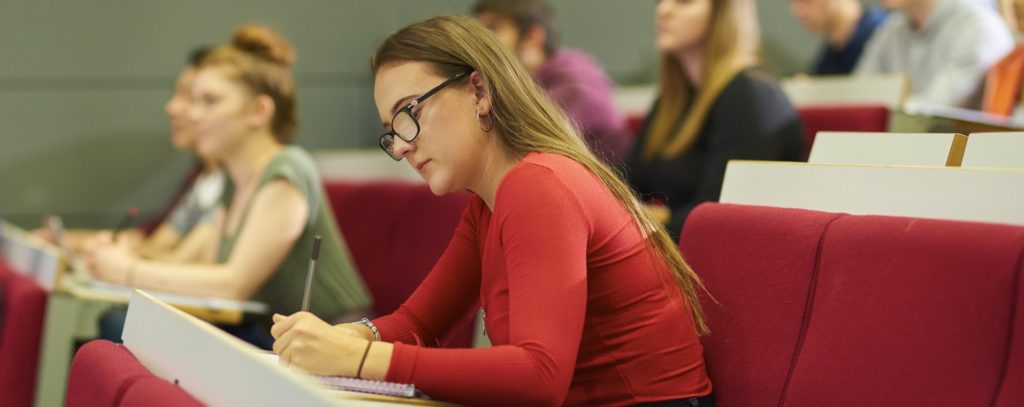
[946,134,968,167]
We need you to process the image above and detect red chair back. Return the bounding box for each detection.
[625,114,646,138]
[680,204,841,407]
[784,214,1024,406]
[67,340,203,406]
[796,105,889,158]
[0,259,47,407]
[120,377,204,407]
[679,203,1024,407]
[66,340,152,406]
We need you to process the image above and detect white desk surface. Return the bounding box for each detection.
[721,160,1024,226]
[962,132,1024,169]
[124,290,456,406]
[808,132,965,166]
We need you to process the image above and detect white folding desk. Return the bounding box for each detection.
[781,74,908,109]
[807,132,966,166]
[124,290,456,406]
[720,161,1024,226]
[962,132,1024,169]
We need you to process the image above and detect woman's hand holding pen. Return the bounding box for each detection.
[271,312,370,376]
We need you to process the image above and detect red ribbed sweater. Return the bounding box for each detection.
[373,153,711,406]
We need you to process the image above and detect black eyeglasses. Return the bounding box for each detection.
[379,69,474,161]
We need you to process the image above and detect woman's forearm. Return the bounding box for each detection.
[130,261,252,300]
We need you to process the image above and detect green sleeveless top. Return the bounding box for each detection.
[218,146,371,318]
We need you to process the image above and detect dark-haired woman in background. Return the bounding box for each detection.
[86,25,371,348]
[622,0,805,238]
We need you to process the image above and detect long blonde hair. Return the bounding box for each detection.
[372,15,709,334]
[644,0,761,160]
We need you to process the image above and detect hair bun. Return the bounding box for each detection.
[231,24,296,66]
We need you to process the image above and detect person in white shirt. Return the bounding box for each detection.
[856,0,1014,108]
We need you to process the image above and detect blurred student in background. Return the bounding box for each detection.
[790,0,888,74]
[86,25,371,349]
[270,15,713,407]
[984,0,1024,117]
[855,0,1014,108]
[999,0,1024,35]
[474,0,631,164]
[622,0,805,238]
[35,48,223,263]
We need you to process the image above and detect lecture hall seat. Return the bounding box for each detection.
[680,203,1024,407]
[626,114,647,138]
[796,105,890,158]
[0,259,47,407]
[66,340,152,406]
[679,203,840,407]
[119,377,204,407]
[67,340,202,407]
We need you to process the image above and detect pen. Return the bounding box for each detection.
[44,214,65,250]
[301,235,322,312]
[112,207,139,243]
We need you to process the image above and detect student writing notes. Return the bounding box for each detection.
[271,15,713,407]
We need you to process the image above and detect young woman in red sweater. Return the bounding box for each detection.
[270,15,713,407]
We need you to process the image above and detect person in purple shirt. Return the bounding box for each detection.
[791,0,888,75]
[474,0,631,164]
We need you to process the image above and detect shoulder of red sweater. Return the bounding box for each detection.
[504,153,591,186]
[494,153,592,210]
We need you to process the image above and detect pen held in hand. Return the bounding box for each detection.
[301,235,322,312]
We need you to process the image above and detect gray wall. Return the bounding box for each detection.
[0,1,870,227]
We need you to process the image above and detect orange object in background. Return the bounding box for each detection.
[983,44,1024,116]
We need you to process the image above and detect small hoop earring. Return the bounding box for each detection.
[476,109,493,132]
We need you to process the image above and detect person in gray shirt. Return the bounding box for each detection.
[855,0,1014,109]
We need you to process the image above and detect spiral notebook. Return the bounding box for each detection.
[314,375,426,399]
[257,352,427,399]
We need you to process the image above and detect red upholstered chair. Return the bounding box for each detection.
[67,340,204,407]
[625,114,647,138]
[796,105,889,158]
[66,340,152,406]
[0,257,10,326]
[999,259,1024,407]
[0,260,48,407]
[120,377,203,407]
[0,258,11,278]
[679,203,841,407]
[323,180,475,347]
[680,203,1024,407]
[783,214,1024,407]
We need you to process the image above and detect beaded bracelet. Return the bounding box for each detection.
[359,318,382,341]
